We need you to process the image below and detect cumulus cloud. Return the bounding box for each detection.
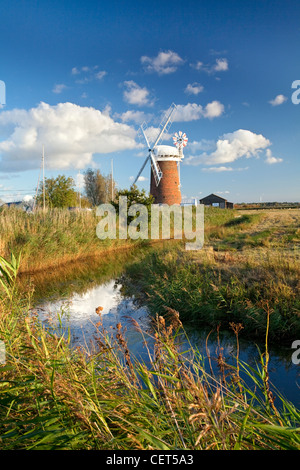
[203,101,225,119]
[0,102,137,172]
[269,94,287,106]
[123,81,153,107]
[141,50,184,75]
[185,83,204,95]
[173,101,224,121]
[212,58,229,72]
[184,129,272,166]
[265,148,283,164]
[117,110,153,125]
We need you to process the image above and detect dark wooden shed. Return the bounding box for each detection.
[199,193,233,209]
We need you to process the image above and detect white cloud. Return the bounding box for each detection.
[95,71,107,80]
[117,110,152,125]
[206,129,270,164]
[213,58,229,72]
[265,148,283,164]
[52,84,68,94]
[190,57,229,74]
[141,50,184,75]
[139,126,172,146]
[71,66,107,84]
[173,101,225,121]
[129,175,148,182]
[269,94,287,106]
[188,139,216,153]
[0,102,137,172]
[23,194,33,202]
[191,61,204,71]
[185,129,271,166]
[203,101,225,119]
[201,166,249,172]
[185,83,204,95]
[123,81,153,106]
[202,166,234,172]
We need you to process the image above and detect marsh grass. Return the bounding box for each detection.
[0,206,137,273]
[123,209,300,345]
[0,260,299,450]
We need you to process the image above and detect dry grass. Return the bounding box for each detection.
[0,206,139,273]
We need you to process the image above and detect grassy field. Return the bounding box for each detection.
[124,208,300,345]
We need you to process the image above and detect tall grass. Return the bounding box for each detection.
[123,243,300,345]
[0,252,299,450]
[0,206,139,273]
[0,204,240,273]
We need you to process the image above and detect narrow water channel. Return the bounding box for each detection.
[22,247,299,407]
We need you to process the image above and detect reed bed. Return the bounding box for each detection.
[0,206,137,273]
[0,253,299,450]
[123,208,300,345]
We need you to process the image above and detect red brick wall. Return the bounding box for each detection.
[150,161,181,205]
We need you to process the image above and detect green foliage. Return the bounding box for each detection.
[112,184,154,210]
[111,184,154,223]
[0,252,21,301]
[37,175,78,208]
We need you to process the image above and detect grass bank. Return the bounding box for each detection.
[123,209,300,345]
[0,205,240,274]
[0,206,143,273]
[0,254,299,450]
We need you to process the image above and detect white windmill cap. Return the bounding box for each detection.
[153,145,179,157]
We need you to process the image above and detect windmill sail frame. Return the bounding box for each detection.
[132,103,177,187]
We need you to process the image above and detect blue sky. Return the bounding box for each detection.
[0,0,299,203]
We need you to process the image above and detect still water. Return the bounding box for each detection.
[24,250,299,407]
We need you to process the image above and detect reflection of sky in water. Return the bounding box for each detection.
[37,278,300,407]
[37,279,152,358]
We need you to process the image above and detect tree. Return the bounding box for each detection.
[36,175,77,208]
[111,184,154,223]
[84,168,115,206]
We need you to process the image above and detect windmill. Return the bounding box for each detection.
[132,103,177,188]
[132,103,187,205]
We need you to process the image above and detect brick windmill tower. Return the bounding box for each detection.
[132,104,188,205]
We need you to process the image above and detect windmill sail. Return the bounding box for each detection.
[132,103,177,188]
[149,152,162,186]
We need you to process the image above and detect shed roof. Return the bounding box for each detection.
[200,193,228,202]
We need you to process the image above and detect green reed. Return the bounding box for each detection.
[0,252,299,450]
